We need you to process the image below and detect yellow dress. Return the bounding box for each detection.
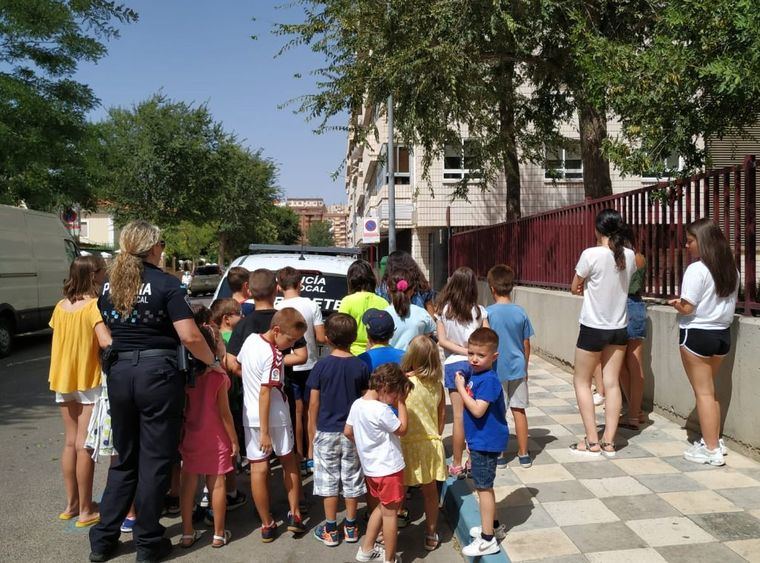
[401,375,447,485]
[48,298,103,393]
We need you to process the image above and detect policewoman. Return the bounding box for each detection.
[90,221,218,563]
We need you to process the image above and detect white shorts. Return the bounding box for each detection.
[55,386,101,404]
[245,425,294,462]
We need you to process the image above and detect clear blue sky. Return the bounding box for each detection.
[75,1,347,204]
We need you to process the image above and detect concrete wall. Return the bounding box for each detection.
[478,283,760,454]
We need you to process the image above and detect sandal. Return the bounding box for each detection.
[179,530,204,548]
[424,532,440,551]
[58,510,79,521]
[599,440,616,458]
[212,530,231,548]
[569,437,601,457]
[75,514,101,528]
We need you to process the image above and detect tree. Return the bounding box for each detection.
[162,221,217,261]
[307,220,334,247]
[0,1,137,211]
[266,205,302,245]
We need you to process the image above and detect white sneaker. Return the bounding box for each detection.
[699,438,728,456]
[684,443,725,466]
[469,525,508,541]
[356,545,385,562]
[462,536,500,556]
[593,392,605,406]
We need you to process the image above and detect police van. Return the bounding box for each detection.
[212,244,362,317]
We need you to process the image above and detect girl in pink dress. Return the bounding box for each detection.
[179,319,239,548]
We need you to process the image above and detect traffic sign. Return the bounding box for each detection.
[362,216,380,243]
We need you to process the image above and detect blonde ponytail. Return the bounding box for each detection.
[109,220,161,316]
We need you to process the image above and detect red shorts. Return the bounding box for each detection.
[365,470,404,506]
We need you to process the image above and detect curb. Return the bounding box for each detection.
[441,477,510,563]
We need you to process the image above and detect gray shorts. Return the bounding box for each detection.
[502,378,529,409]
[313,431,366,498]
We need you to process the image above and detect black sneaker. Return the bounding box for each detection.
[89,543,117,563]
[287,511,307,535]
[227,490,247,511]
[135,538,172,562]
[192,504,207,523]
[162,495,180,516]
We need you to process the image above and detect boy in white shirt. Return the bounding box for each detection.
[237,307,308,543]
[345,363,413,563]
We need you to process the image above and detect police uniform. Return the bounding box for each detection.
[90,262,193,561]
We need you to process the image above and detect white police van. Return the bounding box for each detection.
[212,244,361,317]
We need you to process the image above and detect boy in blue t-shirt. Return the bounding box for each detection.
[487,264,535,469]
[454,327,508,557]
[306,313,370,547]
[358,308,404,371]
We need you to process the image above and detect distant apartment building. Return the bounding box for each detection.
[285,198,350,247]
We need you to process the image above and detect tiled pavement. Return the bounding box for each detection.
[471,354,760,562]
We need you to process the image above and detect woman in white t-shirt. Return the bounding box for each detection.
[570,209,635,458]
[436,267,488,478]
[669,218,738,467]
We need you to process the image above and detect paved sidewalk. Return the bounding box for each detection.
[473,355,760,562]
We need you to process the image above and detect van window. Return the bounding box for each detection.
[194,265,221,276]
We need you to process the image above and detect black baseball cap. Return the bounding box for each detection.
[362,308,395,341]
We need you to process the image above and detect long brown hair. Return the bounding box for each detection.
[595,209,628,271]
[382,250,431,293]
[389,270,412,318]
[687,218,738,297]
[63,255,105,301]
[436,267,481,324]
[109,220,161,316]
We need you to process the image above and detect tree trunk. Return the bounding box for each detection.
[578,102,612,199]
[218,234,226,267]
[498,62,521,220]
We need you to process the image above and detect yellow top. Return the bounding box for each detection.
[338,291,390,356]
[400,375,447,485]
[48,299,103,393]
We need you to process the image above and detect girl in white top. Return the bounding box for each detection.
[436,267,489,477]
[669,218,738,466]
[570,209,635,458]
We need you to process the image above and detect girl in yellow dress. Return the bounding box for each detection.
[400,335,447,551]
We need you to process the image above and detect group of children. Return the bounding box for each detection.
[174,261,534,561]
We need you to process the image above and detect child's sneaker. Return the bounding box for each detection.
[261,521,277,543]
[120,517,136,533]
[226,490,247,511]
[199,489,210,508]
[518,453,532,469]
[462,535,500,556]
[300,460,309,476]
[355,544,385,561]
[343,522,359,543]
[593,391,605,406]
[313,523,340,546]
[305,458,315,473]
[698,437,728,456]
[287,511,307,535]
[469,524,508,541]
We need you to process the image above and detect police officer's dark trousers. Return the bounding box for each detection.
[90,354,184,558]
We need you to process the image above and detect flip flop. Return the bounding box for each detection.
[179,529,204,548]
[58,511,79,521]
[75,515,101,528]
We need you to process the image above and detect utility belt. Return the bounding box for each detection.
[101,346,188,380]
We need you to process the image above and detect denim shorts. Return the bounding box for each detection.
[444,360,470,390]
[627,297,647,340]
[469,450,499,489]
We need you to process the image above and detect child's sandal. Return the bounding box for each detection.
[179,530,203,548]
[569,437,601,457]
[599,440,616,458]
[424,533,440,551]
[212,530,231,548]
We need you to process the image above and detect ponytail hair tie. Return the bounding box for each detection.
[395,279,409,292]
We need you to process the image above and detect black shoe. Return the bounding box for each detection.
[226,490,247,511]
[162,495,180,516]
[89,544,117,562]
[135,538,172,563]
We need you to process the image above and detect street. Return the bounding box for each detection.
[0,332,463,562]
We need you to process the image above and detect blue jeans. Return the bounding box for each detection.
[469,450,499,489]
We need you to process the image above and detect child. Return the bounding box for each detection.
[669,218,738,466]
[486,265,535,468]
[346,363,413,563]
[358,308,405,372]
[399,335,447,551]
[338,259,389,355]
[436,266,489,478]
[276,266,326,471]
[385,271,435,351]
[454,328,508,556]
[237,307,309,542]
[179,315,239,548]
[306,313,370,547]
[227,266,253,316]
[210,298,243,344]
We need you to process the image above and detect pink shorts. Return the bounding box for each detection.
[366,470,404,506]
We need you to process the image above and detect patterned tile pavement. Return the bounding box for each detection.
[465,354,760,562]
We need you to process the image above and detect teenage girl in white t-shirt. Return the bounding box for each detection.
[435,267,489,477]
[570,209,635,458]
[669,218,738,466]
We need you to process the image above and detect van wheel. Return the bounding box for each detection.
[0,317,13,358]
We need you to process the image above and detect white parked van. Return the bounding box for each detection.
[0,205,79,356]
[213,244,362,317]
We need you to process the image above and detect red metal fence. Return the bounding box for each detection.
[450,155,759,315]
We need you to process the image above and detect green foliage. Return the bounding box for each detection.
[0,0,137,211]
[306,220,334,247]
[162,221,217,260]
[263,205,302,245]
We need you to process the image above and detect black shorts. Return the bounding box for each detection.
[577,324,628,352]
[679,328,731,357]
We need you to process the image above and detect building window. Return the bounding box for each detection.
[376,145,412,188]
[444,140,481,181]
[80,220,89,240]
[545,140,583,180]
[642,151,682,180]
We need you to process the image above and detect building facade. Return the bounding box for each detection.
[285,198,350,247]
